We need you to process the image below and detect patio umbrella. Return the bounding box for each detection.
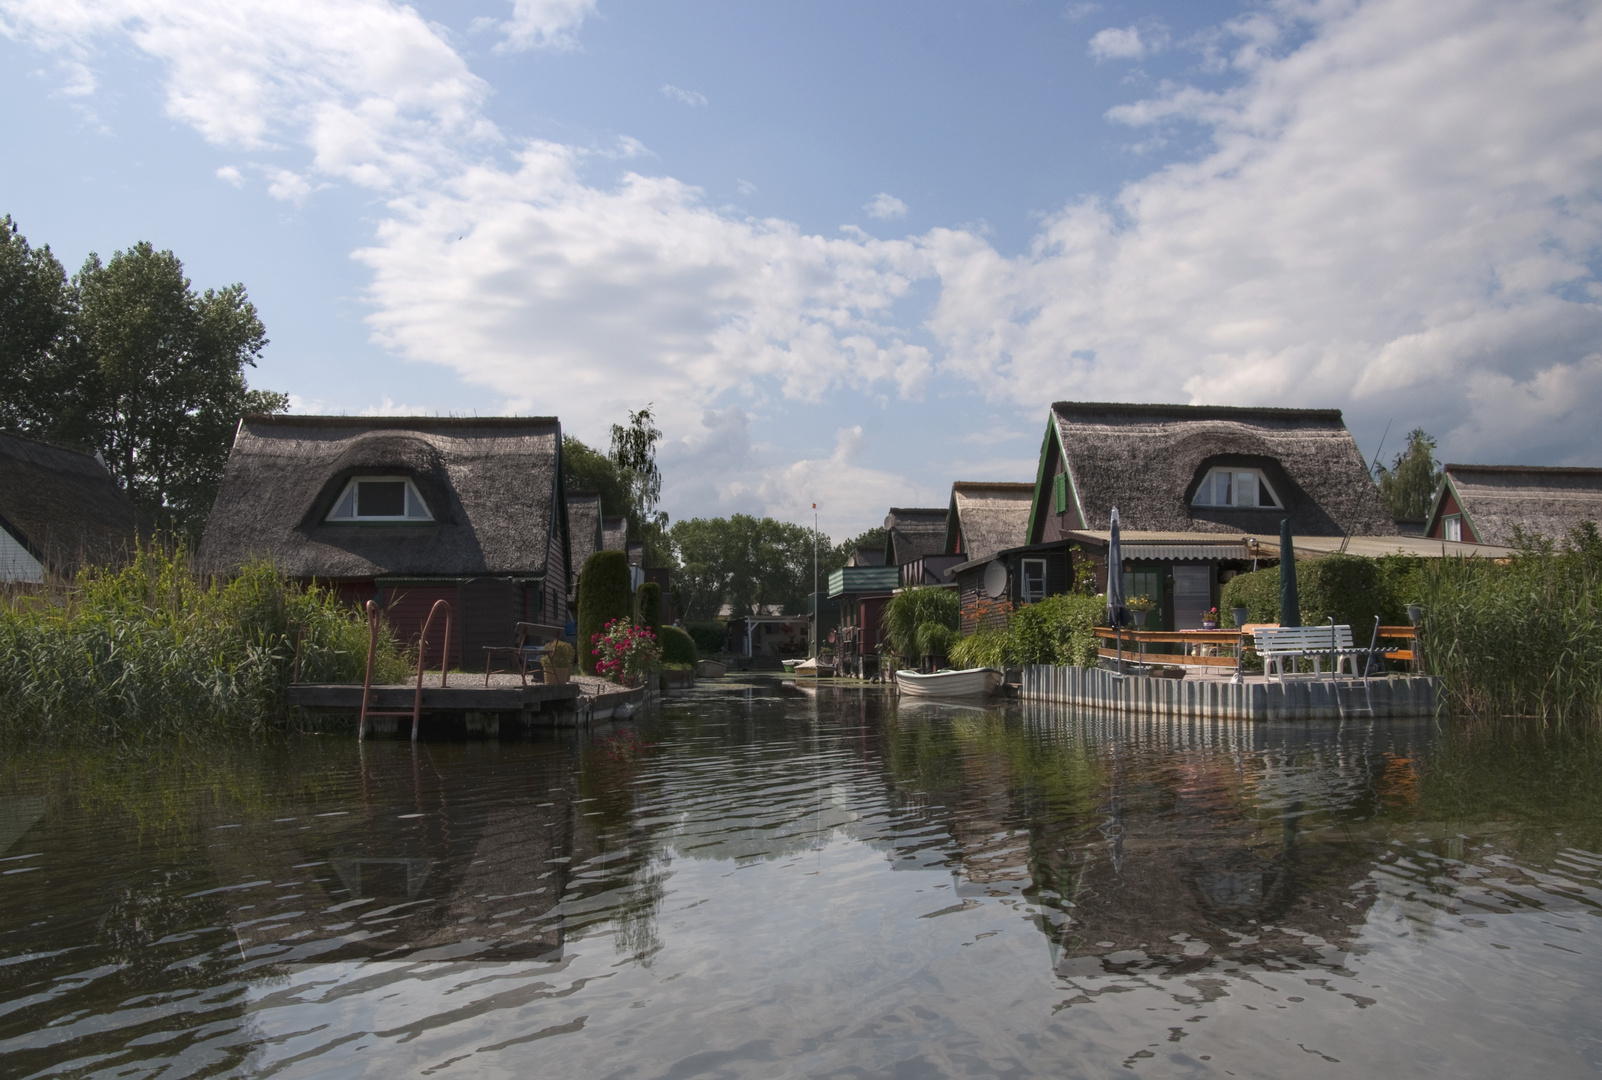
[1278,518,1301,627]
[1107,507,1127,672]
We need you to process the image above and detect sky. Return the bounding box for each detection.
[1,0,1599,540]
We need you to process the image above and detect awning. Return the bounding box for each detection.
[1120,542,1250,562]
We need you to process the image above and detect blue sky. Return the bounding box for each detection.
[2,0,1599,538]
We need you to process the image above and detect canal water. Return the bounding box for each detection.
[4,679,1602,1078]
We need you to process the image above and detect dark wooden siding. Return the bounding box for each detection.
[461,578,521,660]
[378,584,460,669]
[545,510,568,629]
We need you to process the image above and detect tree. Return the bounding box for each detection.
[0,216,89,444]
[842,526,888,560]
[561,405,672,565]
[0,220,287,540]
[563,435,633,521]
[668,514,845,620]
[1375,429,1441,522]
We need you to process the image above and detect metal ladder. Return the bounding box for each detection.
[358,599,452,742]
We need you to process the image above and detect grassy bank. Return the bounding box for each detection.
[0,548,408,744]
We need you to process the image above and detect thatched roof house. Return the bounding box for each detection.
[1425,464,1602,546]
[884,508,948,567]
[944,482,1033,563]
[1028,402,1393,540]
[198,416,571,661]
[0,431,142,582]
[601,516,627,552]
[566,491,603,597]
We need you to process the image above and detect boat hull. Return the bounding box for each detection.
[894,668,1002,698]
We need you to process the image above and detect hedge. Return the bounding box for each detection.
[660,625,698,665]
[576,550,632,675]
[1220,553,1428,646]
[685,620,726,656]
[948,593,1105,669]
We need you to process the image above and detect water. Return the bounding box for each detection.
[4,680,1602,1078]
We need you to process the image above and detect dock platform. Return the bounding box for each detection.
[288,673,649,732]
[1021,664,1437,720]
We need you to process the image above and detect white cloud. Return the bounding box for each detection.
[736,179,757,196]
[1088,23,1168,61]
[1063,3,1101,23]
[215,164,243,186]
[494,0,596,52]
[864,192,908,220]
[659,84,707,107]
[927,0,1602,465]
[265,167,312,202]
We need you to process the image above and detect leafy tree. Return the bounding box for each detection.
[842,526,888,560]
[0,220,286,539]
[561,405,672,565]
[669,514,843,619]
[1375,428,1441,522]
[562,435,633,521]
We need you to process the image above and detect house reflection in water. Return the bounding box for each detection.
[877,703,1431,981]
[204,743,616,965]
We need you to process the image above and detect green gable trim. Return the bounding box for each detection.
[1024,417,1085,543]
[1425,473,1481,543]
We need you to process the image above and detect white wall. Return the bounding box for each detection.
[0,530,44,583]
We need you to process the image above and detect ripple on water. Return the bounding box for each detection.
[3,688,1602,1077]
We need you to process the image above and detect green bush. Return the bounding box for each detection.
[1008,593,1105,667]
[576,550,632,675]
[883,587,959,660]
[685,620,726,655]
[1222,553,1398,645]
[0,548,407,743]
[660,624,698,665]
[949,627,1011,669]
[635,581,662,641]
[916,621,957,661]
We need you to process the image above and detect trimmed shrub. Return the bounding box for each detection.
[1223,553,1401,645]
[635,581,662,641]
[577,551,632,675]
[685,620,726,655]
[660,624,698,665]
[948,627,1011,669]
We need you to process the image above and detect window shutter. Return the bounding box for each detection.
[1053,473,1067,514]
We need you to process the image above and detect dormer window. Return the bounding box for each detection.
[326,477,432,522]
[1192,468,1281,509]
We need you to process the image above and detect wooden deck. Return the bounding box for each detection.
[287,676,649,732]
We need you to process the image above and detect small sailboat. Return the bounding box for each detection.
[893,667,1002,698]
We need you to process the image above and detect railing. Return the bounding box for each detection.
[359,598,452,742]
[1094,627,1246,673]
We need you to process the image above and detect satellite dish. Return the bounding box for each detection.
[983,561,1008,599]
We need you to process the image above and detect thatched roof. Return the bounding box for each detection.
[883,508,948,566]
[601,516,627,552]
[0,430,142,575]
[198,416,563,578]
[566,492,602,589]
[947,482,1032,562]
[1433,464,1602,547]
[1048,402,1393,537]
[847,547,886,567]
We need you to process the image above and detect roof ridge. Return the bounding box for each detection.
[1445,463,1602,475]
[1051,401,1344,421]
[245,414,560,428]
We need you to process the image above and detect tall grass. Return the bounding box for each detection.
[0,547,408,744]
[1419,525,1602,723]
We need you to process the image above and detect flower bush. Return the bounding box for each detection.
[591,617,662,686]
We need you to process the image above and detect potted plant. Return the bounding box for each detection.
[542,640,576,685]
[1231,605,1250,629]
[1201,606,1220,630]
[1126,594,1156,629]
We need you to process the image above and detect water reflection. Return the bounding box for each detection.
[3,684,1602,1076]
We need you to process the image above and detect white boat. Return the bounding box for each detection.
[696,659,727,678]
[793,658,834,677]
[894,667,1003,698]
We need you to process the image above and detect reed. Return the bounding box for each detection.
[1419,525,1602,723]
[0,547,408,744]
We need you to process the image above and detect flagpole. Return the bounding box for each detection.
[813,503,819,659]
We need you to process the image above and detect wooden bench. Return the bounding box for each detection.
[1252,624,1369,681]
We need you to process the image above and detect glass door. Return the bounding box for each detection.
[1122,567,1165,630]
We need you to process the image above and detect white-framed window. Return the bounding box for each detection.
[325,476,433,522]
[1192,467,1282,508]
[1020,558,1047,603]
[1442,515,1462,542]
